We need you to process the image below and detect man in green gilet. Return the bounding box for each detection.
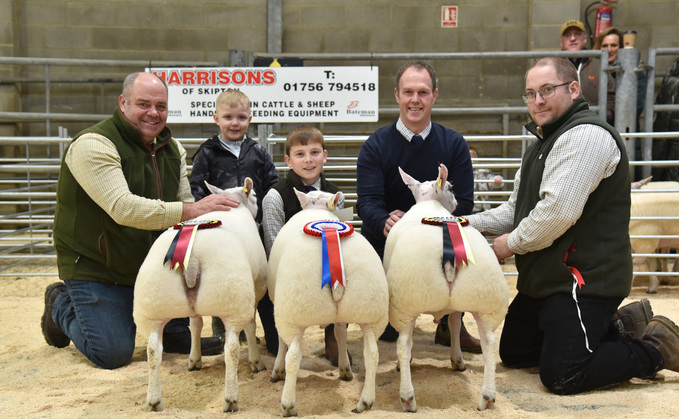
[42,72,239,369]
[466,57,679,394]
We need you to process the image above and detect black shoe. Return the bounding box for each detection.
[41,282,70,348]
[163,332,224,356]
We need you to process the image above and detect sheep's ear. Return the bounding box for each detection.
[398,166,417,186]
[436,164,448,189]
[242,177,254,196]
[631,176,653,190]
[333,192,343,209]
[204,181,225,195]
[327,191,343,210]
[294,188,310,208]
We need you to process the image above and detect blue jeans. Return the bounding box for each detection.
[52,279,188,369]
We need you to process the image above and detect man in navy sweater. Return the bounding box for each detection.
[356,61,479,350]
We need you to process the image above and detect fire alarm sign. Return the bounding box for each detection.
[442,6,458,28]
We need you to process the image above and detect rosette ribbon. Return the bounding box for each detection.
[163,220,222,272]
[422,217,475,272]
[303,220,354,290]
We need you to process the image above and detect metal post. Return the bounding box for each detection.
[598,49,609,120]
[615,48,639,170]
[643,48,657,179]
[258,124,274,155]
[267,0,282,54]
[229,50,247,67]
[502,109,509,179]
[267,0,283,136]
[45,64,51,136]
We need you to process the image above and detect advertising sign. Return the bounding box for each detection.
[148,66,379,123]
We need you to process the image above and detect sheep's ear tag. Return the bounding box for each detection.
[436,176,443,188]
[243,186,249,193]
[303,220,354,291]
[422,217,475,272]
[328,197,335,210]
[163,220,222,272]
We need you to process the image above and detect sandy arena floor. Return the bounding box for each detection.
[1,261,678,418]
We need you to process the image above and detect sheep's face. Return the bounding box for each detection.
[204,178,258,218]
[294,189,343,211]
[398,164,458,214]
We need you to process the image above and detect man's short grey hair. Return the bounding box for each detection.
[121,72,168,100]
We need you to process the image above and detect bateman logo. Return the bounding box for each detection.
[347,101,360,109]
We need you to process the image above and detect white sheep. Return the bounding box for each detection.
[630,181,679,293]
[383,164,509,412]
[133,178,267,413]
[267,189,389,417]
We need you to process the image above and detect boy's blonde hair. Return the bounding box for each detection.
[215,88,250,110]
[285,125,325,156]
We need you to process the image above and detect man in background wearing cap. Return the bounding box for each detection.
[560,19,615,122]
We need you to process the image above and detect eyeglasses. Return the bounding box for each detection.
[521,82,572,103]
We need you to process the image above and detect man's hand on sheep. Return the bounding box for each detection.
[491,234,515,265]
[181,194,240,221]
[383,209,406,237]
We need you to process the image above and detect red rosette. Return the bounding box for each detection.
[303,220,354,237]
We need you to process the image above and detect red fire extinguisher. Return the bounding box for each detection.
[594,0,616,38]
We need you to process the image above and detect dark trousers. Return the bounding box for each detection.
[257,291,279,354]
[500,292,663,394]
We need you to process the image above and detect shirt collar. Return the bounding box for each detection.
[396,118,432,142]
[217,134,245,156]
[305,178,322,190]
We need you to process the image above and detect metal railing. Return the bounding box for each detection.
[3,132,679,281]
[0,56,221,135]
[3,51,679,282]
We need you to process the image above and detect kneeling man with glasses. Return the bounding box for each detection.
[464,56,679,395]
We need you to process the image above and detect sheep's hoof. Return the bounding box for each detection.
[270,369,285,382]
[224,399,238,412]
[250,359,266,373]
[451,357,465,372]
[339,366,353,381]
[188,358,202,371]
[400,395,416,412]
[352,398,373,413]
[282,403,297,417]
[477,393,496,411]
[147,399,163,412]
